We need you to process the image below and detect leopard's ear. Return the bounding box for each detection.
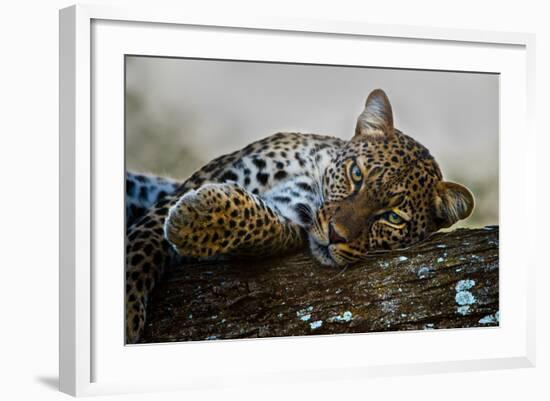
[354,89,394,139]
[434,181,475,228]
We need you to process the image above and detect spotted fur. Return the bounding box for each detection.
[126,173,179,226]
[125,89,474,343]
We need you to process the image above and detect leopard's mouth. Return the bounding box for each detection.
[308,213,360,267]
[308,237,352,267]
[309,231,370,267]
[309,239,336,266]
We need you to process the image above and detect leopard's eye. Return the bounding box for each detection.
[350,163,363,183]
[385,211,404,225]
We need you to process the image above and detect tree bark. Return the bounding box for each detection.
[140,226,499,343]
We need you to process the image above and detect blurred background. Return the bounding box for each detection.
[125,56,499,228]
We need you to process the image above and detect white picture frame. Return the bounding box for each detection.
[59,4,536,397]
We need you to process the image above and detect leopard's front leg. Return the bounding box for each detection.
[126,183,305,343]
[165,183,306,259]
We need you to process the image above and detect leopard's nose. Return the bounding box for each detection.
[328,223,346,244]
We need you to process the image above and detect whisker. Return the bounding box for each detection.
[327,265,348,281]
[295,202,313,216]
[337,251,359,261]
[337,245,369,262]
[295,203,315,227]
[311,211,324,238]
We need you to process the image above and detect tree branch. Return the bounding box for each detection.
[141,226,499,343]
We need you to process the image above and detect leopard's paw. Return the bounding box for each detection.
[164,183,259,258]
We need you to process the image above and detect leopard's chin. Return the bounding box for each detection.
[308,237,348,267]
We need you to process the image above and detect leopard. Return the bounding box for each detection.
[125,89,475,343]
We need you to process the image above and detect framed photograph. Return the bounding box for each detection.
[59,4,536,396]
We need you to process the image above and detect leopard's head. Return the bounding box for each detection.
[309,89,475,266]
